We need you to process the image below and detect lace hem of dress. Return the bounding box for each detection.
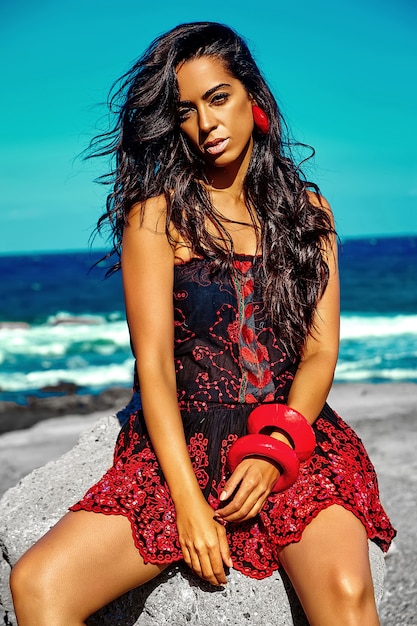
[69,404,396,581]
[69,495,392,580]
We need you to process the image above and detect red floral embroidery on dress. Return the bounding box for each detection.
[71,256,396,579]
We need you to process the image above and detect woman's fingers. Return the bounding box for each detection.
[217,484,263,521]
[199,547,227,586]
[184,541,227,586]
[181,544,192,569]
[221,457,278,502]
[219,465,246,503]
[179,518,230,586]
[224,498,262,523]
[216,458,279,522]
[216,522,233,568]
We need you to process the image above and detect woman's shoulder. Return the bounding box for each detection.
[306,190,331,211]
[127,195,168,232]
[306,190,335,228]
[126,195,194,263]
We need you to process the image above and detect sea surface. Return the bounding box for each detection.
[0,236,416,405]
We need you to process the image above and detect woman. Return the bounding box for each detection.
[10,22,395,625]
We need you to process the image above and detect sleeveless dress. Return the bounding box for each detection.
[71,255,396,579]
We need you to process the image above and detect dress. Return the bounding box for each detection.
[71,255,396,579]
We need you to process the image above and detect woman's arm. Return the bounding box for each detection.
[286,195,340,422]
[122,198,196,501]
[122,197,231,585]
[216,196,339,522]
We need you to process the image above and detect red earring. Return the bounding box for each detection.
[252,104,269,134]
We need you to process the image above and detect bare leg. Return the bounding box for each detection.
[279,505,380,626]
[10,510,168,626]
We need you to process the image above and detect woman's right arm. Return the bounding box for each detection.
[121,197,232,585]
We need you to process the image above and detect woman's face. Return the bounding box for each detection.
[176,56,254,170]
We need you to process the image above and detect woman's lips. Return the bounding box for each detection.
[204,138,229,155]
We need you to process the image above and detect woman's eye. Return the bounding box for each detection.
[178,108,193,123]
[211,93,229,105]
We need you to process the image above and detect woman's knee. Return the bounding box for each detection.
[328,565,376,611]
[10,548,56,607]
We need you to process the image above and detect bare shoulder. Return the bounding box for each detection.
[126,195,168,233]
[306,190,335,228]
[306,189,331,211]
[122,194,175,265]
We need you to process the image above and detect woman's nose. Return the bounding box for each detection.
[198,106,217,133]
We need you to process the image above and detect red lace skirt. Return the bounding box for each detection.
[70,402,396,580]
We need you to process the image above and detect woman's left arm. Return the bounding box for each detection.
[286,196,340,423]
[216,197,339,522]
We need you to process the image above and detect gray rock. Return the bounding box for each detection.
[0,387,132,435]
[0,416,386,625]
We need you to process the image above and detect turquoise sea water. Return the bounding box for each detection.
[0,236,416,404]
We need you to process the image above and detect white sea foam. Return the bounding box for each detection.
[1,312,416,393]
[335,366,417,382]
[46,312,107,325]
[340,314,417,339]
[0,318,130,359]
[1,360,135,392]
[1,313,414,359]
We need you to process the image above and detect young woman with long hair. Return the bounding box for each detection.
[10,22,395,625]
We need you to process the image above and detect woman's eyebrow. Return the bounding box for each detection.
[178,83,232,107]
[202,83,231,100]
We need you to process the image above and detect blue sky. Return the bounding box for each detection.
[1,0,416,253]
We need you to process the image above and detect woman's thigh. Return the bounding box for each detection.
[278,504,379,626]
[11,510,167,622]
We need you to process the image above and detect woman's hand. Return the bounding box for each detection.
[215,456,280,523]
[175,495,233,586]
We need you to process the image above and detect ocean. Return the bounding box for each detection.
[0,236,416,405]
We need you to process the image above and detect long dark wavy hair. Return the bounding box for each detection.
[91,21,335,356]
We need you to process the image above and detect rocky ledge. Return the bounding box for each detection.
[0,387,132,435]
